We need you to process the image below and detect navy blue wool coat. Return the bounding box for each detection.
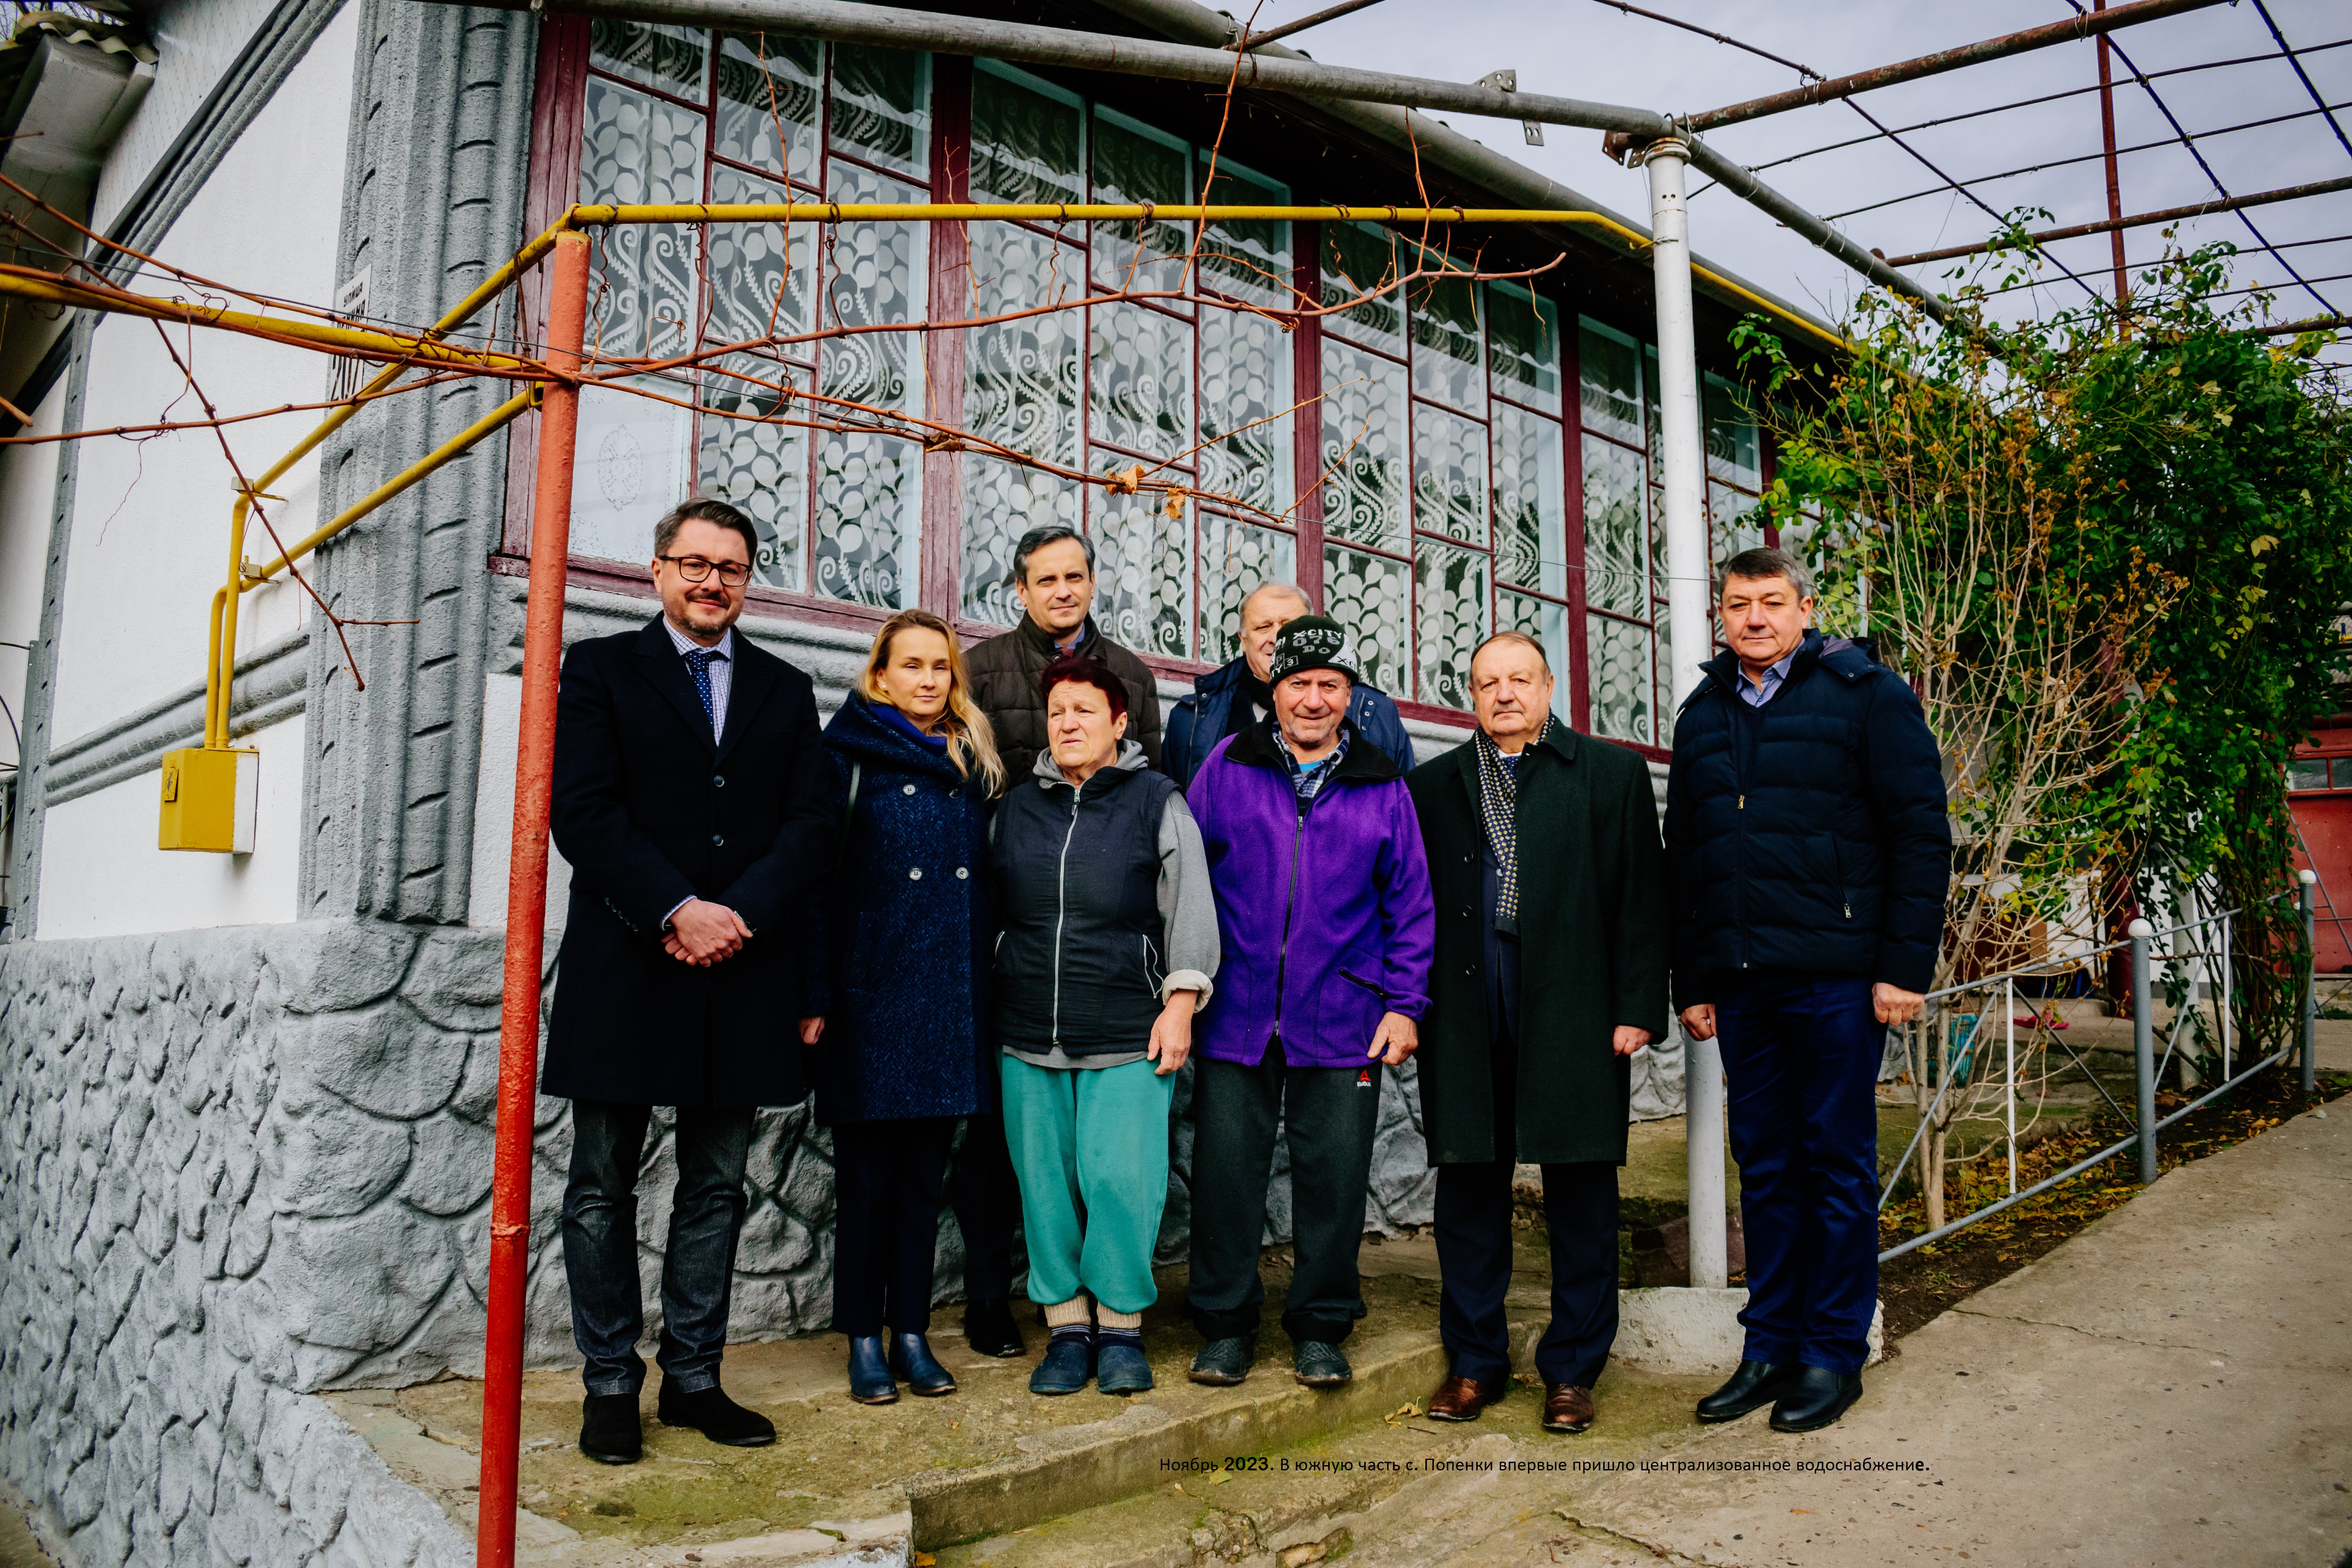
[1664,631,1952,1007]
[807,694,996,1125]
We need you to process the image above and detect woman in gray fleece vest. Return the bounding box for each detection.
[990,655,1218,1397]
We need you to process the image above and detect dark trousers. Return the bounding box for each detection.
[832,1117,956,1337]
[1714,973,1884,1376]
[1435,1160,1619,1389]
[1187,1040,1383,1345]
[948,1112,1020,1303]
[561,1100,754,1397]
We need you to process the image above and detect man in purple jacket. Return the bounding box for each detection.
[1182,617,1437,1390]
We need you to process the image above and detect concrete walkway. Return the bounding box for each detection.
[1321,1100,2352,1568]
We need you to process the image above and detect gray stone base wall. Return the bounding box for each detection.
[0,924,475,1566]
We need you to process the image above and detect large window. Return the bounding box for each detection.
[1577,318,1764,746]
[957,64,1296,665]
[1318,227,1570,711]
[569,18,931,608]
[532,25,1768,736]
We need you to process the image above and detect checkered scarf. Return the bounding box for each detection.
[1472,717,1549,933]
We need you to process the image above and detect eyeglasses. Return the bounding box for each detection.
[656,554,752,588]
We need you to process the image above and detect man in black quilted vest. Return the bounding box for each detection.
[1664,546,1951,1434]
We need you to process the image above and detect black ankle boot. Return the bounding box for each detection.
[655,1381,776,1446]
[578,1392,641,1464]
[1769,1366,1863,1433]
[963,1297,1025,1358]
[1696,1360,1797,1423]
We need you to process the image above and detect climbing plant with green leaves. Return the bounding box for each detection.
[1736,240,2352,1225]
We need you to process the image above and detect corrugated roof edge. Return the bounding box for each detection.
[1087,0,1846,348]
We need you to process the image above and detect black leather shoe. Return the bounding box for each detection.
[655,1381,777,1445]
[1696,1360,1798,1423]
[963,1298,1026,1358]
[846,1336,898,1405]
[1187,1336,1253,1386]
[890,1332,957,1396]
[1769,1366,1863,1433]
[578,1392,641,1464]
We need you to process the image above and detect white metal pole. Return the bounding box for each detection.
[2005,978,2017,1195]
[1645,135,1728,1292]
[2221,911,2233,1079]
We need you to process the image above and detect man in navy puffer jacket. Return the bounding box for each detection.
[1664,547,1951,1436]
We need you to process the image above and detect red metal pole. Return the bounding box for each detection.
[2096,0,2131,324]
[477,226,590,1568]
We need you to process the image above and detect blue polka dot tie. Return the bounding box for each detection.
[683,648,718,737]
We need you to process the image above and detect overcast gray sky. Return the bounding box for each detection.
[1242,0,2350,359]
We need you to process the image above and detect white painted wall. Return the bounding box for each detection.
[466,671,573,932]
[90,0,288,237]
[0,385,62,776]
[48,3,358,751]
[36,711,303,937]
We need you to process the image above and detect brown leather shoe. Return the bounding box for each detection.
[1542,1383,1595,1434]
[1425,1374,1506,1422]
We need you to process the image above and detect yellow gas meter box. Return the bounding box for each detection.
[158,746,258,853]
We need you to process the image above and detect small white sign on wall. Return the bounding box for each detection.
[571,375,692,566]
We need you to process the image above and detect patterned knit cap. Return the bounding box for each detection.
[1267,616,1362,685]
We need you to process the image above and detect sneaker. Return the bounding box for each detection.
[1187,1336,1254,1387]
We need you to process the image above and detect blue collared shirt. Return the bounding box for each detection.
[1739,650,1797,708]
[1275,721,1352,803]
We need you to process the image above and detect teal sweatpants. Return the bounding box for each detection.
[998,1055,1174,1316]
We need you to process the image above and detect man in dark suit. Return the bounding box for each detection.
[543,497,833,1465]
[1406,632,1669,1436]
[1666,547,1951,1435]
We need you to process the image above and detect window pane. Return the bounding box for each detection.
[1321,223,1402,352]
[964,223,1081,464]
[1580,434,1648,617]
[1325,544,1409,695]
[815,167,926,609]
[1409,269,1482,414]
[1493,402,1563,593]
[1588,613,1653,746]
[1499,590,1572,717]
[1488,285,1560,415]
[580,76,704,361]
[2291,759,2331,791]
[2336,759,2352,789]
[1709,480,1766,565]
[1578,319,1641,446]
[1199,304,1291,513]
[971,67,1082,213]
[706,163,813,347]
[1090,112,1190,294]
[829,45,929,176]
[1705,375,1762,488]
[1412,401,1486,545]
[714,31,819,181]
[1320,339,1407,552]
[573,374,695,565]
[1093,471,1191,661]
[1644,344,1663,466]
[1416,538,1489,709]
[1089,301,1192,461]
[590,18,708,99]
[1200,515,1297,666]
[698,354,806,590]
[1196,153,1289,307]
[960,456,1076,626]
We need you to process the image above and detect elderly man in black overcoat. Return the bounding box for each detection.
[1405,631,1670,1436]
[542,497,833,1465]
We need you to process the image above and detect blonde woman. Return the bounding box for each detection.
[799,609,1005,1404]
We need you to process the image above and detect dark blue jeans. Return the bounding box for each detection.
[1713,973,1883,1376]
[561,1100,754,1397]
